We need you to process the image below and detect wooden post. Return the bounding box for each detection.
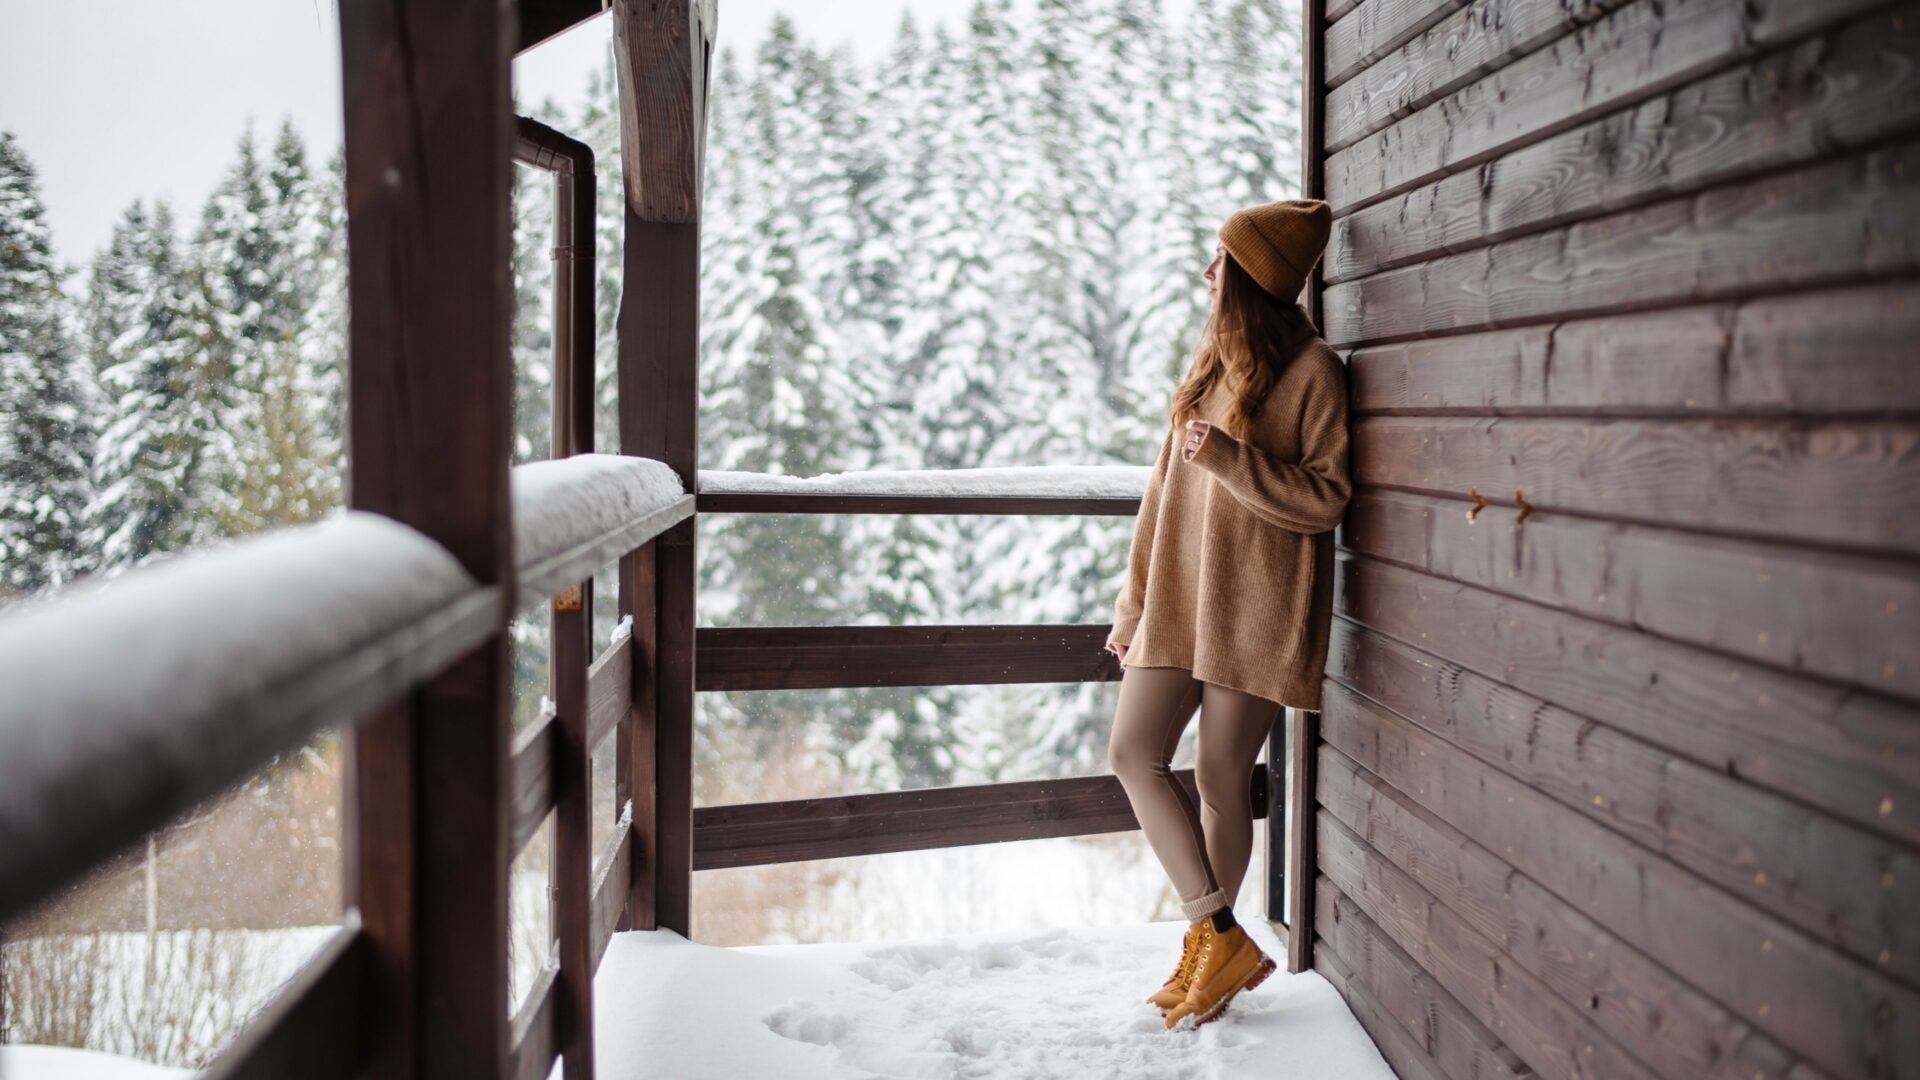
[1285,710,1317,974]
[338,1,517,1075]
[611,0,714,940]
[1265,710,1286,924]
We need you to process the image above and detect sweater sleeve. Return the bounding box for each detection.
[1108,423,1175,651]
[1188,356,1352,534]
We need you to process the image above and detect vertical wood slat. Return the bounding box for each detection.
[337,0,516,1074]
[1285,710,1317,973]
[1265,711,1286,923]
[612,0,712,939]
[550,591,593,1079]
[617,540,659,930]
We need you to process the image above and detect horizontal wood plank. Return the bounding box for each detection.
[591,812,633,970]
[1353,413,1920,557]
[1327,11,1920,282]
[695,623,1122,691]
[1324,0,1473,91]
[1316,877,1532,1079]
[1328,611,1920,980]
[507,961,559,1080]
[1326,0,1888,212]
[693,768,1268,869]
[1313,932,1455,1080]
[509,708,558,857]
[695,491,1140,517]
[1320,681,1920,1079]
[1316,809,1660,1079]
[1343,488,1920,703]
[204,923,368,1080]
[1319,743,1806,1079]
[1334,554,1920,846]
[587,636,632,749]
[1327,137,1920,346]
[1327,0,1632,150]
[1345,281,1920,416]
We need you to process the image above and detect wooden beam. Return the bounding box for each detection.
[613,0,712,940]
[550,586,594,1079]
[691,768,1268,869]
[695,491,1141,517]
[695,623,1123,691]
[1284,709,1316,973]
[338,0,517,1073]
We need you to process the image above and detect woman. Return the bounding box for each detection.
[1103,198,1351,1030]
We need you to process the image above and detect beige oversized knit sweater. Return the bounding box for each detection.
[1105,339,1352,710]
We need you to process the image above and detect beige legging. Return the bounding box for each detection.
[1107,663,1282,922]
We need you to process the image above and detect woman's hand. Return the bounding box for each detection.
[1182,419,1212,461]
[1108,642,1130,664]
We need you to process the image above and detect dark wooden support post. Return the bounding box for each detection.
[1264,709,1286,925]
[1285,710,1316,974]
[612,0,714,940]
[338,2,516,1076]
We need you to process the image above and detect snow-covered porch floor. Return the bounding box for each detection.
[591,917,1393,1079]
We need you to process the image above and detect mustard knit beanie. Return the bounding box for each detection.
[1218,198,1332,301]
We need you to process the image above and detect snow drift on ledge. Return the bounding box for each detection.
[592,918,1392,1079]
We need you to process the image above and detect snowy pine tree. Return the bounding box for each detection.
[0,132,95,598]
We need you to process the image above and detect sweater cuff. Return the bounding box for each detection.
[1107,611,1142,650]
[1187,423,1238,474]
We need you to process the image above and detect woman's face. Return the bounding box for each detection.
[1204,239,1225,307]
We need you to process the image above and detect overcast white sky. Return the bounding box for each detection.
[0,0,981,272]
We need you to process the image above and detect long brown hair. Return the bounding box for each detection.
[1168,250,1319,441]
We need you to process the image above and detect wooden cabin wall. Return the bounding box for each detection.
[1302,0,1920,1077]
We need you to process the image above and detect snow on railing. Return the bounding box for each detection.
[512,453,693,605]
[0,510,497,922]
[696,464,1153,499]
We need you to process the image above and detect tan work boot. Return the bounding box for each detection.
[1163,917,1276,1029]
[1146,920,1203,1011]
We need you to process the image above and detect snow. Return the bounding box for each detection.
[0,1045,197,1079]
[0,510,480,885]
[591,919,1392,1079]
[511,454,690,601]
[698,465,1152,501]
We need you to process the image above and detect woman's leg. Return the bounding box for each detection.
[1194,682,1283,909]
[1107,665,1230,920]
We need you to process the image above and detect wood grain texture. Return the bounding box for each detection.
[337,0,516,1072]
[1316,880,1531,1080]
[1284,709,1316,973]
[508,708,558,857]
[1334,554,1920,848]
[1327,609,1920,982]
[1353,413,1920,557]
[1320,742,1809,1079]
[1325,0,1890,213]
[1327,11,1920,282]
[1345,281,1920,416]
[695,623,1123,691]
[1327,137,1920,346]
[1324,0,1473,91]
[587,636,631,750]
[1321,682,1920,1079]
[1314,933,1456,1080]
[549,595,594,1080]
[1342,487,1920,703]
[1317,808,1662,1080]
[1327,0,1632,150]
[691,768,1268,869]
